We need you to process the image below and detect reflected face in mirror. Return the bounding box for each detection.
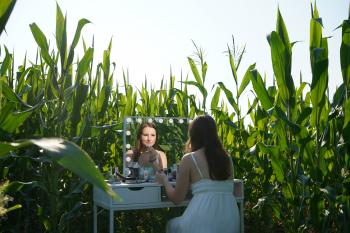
[124,117,191,172]
[141,126,157,148]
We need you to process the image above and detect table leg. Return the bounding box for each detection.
[109,209,114,233]
[94,203,97,233]
[240,201,244,233]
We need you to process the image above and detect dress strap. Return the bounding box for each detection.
[190,153,204,178]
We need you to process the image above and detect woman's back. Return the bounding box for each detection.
[187,148,233,184]
[167,149,239,233]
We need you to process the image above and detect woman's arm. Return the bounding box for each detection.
[158,151,167,170]
[156,154,191,204]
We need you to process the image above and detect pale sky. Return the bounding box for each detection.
[1,0,349,113]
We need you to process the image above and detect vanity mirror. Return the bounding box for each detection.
[122,116,192,177]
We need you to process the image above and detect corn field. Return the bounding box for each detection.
[0,1,350,232]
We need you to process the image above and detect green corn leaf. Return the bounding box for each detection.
[0,0,17,36]
[217,82,239,114]
[1,80,21,103]
[71,18,91,53]
[340,18,350,90]
[181,80,207,100]
[55,3,67,69]
[0,102,42,133]
[202,61,208,84]
[273,106,301,134]
[310,39,329,127]
[238,63,255,98]
[295,82,307,100]
[45,67,59,99]
[310,4,322,50]
[276,7,291,53]
[66,18,91,70]
[78,47,94,79]
[29,23,54,66]
[296,107,312,125]
[102,39,112,80]
[228,46,238,86]
[343,98,350,141]
[267,31,293,104]
[258,143,285,182]
[282,183,294,200]
[249,69,273,110]
[274,120,288,149]
[187,57,203,86]
[0,138,119,200]
[15,66,33,94]
[0,46,11,76]
[71,84,89,136]
[0,143,15,159]
[97,85,111,117]
[210,86,221,110]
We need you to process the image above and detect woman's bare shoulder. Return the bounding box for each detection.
[181,153,192,163]
[156,150,166,156]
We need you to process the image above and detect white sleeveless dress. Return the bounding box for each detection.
[166,154,240,233]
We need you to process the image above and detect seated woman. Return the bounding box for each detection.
[126,122,167,179]
[156,115,239,233]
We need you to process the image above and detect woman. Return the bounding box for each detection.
[156,115,239,233]
[126,122,167,178]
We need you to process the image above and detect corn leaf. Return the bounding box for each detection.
[343,98,350,141]
[0,46,11,76]
[29,23,54,67]
[78,47,94,80]
[0,103,41,133]
[217,82,239,114]
[0,138,119,200]
[340,18,350,89]
[310,39,329,127]
[55,3,67,69]
[249,69,273,110]
[0,0,17,36]
[276,7,291,54]
[258,143,285,182]
[210,86,221,110]
[228,46,238,86]
[238,63,255,98]
[66,18,91,70]
[187,57,203,86]
[267,31,292,104]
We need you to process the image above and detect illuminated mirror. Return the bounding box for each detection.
[122,116,191,174]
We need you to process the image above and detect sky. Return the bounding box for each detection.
[1,0,349,115]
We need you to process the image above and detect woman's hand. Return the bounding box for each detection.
[155,171,167,185]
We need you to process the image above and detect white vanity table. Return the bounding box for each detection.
[93,179,244,233]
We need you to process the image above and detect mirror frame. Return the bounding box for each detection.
[122,116,192,174]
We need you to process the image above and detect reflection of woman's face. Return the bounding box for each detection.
[141,126,157,148]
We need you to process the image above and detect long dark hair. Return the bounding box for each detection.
[186,115,231,180]
[133,122,159,161]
